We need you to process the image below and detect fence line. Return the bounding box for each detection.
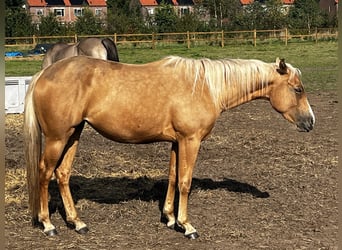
[5,28,338,49]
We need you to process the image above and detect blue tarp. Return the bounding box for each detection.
[5,51,24,57]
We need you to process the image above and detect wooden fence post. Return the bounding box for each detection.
[114,33,117,44]
[285,28,288,46]
[32,35,36,46]
[187,31,190,49]
[315,28,318,43]
[253,29,257,47]
[221,30,224,48]
[152,33,155,49]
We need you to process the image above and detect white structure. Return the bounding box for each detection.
[5,76,32,114]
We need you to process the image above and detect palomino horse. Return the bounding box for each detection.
[24,56,315,239]
[41,37,119,68]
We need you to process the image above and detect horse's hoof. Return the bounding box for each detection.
[167,223,175,230]
[76,226,89,234]
[45,229,58,236]
[185,232,199,239]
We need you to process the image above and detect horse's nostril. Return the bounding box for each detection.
[309,117,315,129]
[297,116,315,132]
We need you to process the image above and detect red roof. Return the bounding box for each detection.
[27,0,106,7]
[240,0,253,4]
[139,0,158,6]
[240,0,294,4]
[87,0,106,6]
[27,0,47,7]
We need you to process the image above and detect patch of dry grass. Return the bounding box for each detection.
[5,168,27,205]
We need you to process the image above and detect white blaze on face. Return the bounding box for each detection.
[306,99,315,126]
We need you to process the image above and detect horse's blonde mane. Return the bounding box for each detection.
[163,56,299,109]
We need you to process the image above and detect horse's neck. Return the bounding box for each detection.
[222,73,272,110]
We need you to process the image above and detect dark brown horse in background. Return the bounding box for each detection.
[41,37,119,68]
[24,56,315,239]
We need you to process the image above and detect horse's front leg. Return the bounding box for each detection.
[163,142,177,229]
[176,136,201,239]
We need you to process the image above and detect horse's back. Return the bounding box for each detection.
[42,43,73,68]
[38,56,173,101]
[38,56,212,104]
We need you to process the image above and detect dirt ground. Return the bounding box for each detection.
[5,91,337,249]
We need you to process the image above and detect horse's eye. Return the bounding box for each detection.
[294,87,303,94]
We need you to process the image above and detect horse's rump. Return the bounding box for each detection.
[101,38,119,61]
[42,38,119,69]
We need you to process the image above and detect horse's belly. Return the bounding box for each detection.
[85,115,175,144]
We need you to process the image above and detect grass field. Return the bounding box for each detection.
[5,41,338,91]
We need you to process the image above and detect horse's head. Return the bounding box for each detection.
[269,58,315,132]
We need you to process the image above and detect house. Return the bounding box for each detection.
[139,0,195,18]
[174,0,195,16]
[26,0,107,24]
[139,0,158,17]
[240,0,294,14]
[320,0,338,17]
[240,0,295,6]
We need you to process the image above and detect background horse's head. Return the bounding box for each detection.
[269,58,315,132]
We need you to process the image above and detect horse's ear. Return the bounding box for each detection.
[276,58,288,75]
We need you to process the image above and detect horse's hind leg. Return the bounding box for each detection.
[54,123,88,234]
[38,137,69,236]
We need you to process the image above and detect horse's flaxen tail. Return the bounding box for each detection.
[24,70,44,223]
[101,38,119,62]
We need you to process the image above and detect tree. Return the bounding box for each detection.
[38,12,66,36]
[154,3,178,33]
[233,0,291,30]
[5,8,34,37]
[263,0,287,29]
[287,0,324,31]
[240,1,266,30]
[105,0,146,33]
[196,0,243,30]
[5,0,24,8]
[74,8,104,35]
[176,13,203,32]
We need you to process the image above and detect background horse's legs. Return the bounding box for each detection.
[163,142,178,228]
[54,124,88,234]
[176,136,201,239]
[38,137,68,236]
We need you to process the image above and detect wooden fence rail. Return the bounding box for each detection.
[5,28,338,49]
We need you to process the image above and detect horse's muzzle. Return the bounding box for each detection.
[297,116,315,132]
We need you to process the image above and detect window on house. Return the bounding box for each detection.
[95,9,102,16]
[147,8,154,15]
[54,9,65,17]
[36,9,43,15]
[180,7,190,16]
[74,8,84,17]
